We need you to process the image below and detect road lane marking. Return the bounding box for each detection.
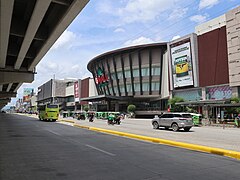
[47,130,61,136]
[57,121,74,126]
[85,144,116,156]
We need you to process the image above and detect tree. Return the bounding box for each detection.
[127,104,136,118]
[226,97,240,115]
[168,97,185,112]
[83,105,89,112]
[127,104,136,113]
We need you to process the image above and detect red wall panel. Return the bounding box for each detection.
[198,27,229,87]
[80,78,90,105]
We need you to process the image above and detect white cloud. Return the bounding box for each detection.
[119,0,178,23]
[199,0,219,10]
[168,8,188,20]
[98,0,182,24]
[190,15,207,23]
[124,36,155,46]
[52,30,77,50]
[114,28,125,33]
[171,35,181,41]
[97,0,114,14]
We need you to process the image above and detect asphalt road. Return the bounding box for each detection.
[0,113,240,180]
[66,117,240,152]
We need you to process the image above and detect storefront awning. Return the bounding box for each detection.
[80,95,132,102]
[176,99,229,106]
[176,99,240,107]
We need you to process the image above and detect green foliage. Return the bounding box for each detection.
[226,97,240,114]
[186,106,197,113]
[127,104,136,113]
[230,96,240,103]
[168,97,185,112]
[83,105,89,112]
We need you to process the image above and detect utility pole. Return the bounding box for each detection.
[52,74,55,104]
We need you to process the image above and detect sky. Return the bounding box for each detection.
[6,0,240,107]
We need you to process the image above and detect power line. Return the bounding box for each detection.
[120,0,199,43]
[120,2,239,44]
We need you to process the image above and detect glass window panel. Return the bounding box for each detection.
[114,87,118,95]
[151,82,160,91]
[133,69,139,77]
[127,84,132,92]
[119,85,125,93]
[134,83,140,91]
[141,67,149,76]
[111,73,116,80]
[125,70,131,78]
[152,67,161,76]
[117,72,123,79]
[142,82,149,91]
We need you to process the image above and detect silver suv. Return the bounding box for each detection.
[152,113,193,132]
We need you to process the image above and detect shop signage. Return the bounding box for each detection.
[206,86,232,100]
[74,81,79,102]
[23,88,34,102]
[170,42,194,88]
[95,67,108,87]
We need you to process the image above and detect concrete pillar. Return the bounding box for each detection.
[231,86,238,97]
[107,101,110,111]
[201,87,206,100]
[115,102,119,112]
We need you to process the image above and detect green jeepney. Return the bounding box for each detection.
[191,113,202,126]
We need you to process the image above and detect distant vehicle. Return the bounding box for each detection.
[190,113,202,126]
[38,104,59,122]
[152,112,193,132]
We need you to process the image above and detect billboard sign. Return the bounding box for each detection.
[23,88,33,102]
[74,81,79,102]
[170,42,194,88]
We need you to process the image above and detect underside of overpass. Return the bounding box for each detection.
[0,0,89,109]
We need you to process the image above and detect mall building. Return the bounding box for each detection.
[86,6,240,118]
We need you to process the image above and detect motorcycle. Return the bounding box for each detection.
[88,114,94,122]
[114,116,121,125]
[107,114,115,125]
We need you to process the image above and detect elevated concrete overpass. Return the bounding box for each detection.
[0,0,89,109]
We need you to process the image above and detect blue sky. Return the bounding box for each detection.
[6,0,240,107]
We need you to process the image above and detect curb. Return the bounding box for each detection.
[71,124,240,160]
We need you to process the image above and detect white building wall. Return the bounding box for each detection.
[195,15,226,35]
[226,6,240,87]
[65,85,74,96]
[89,78,98,97]
[161,51,169,98]
[30,95,37,107]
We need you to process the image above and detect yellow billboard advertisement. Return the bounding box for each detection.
[171,42,193,88]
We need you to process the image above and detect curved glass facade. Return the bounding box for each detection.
[87,43,168,112]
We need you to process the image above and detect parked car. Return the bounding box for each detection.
[152,112,193,132]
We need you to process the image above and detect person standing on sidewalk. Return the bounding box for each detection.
[236,114,240,128]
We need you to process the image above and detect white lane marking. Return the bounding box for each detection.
[85,144,116,156]
[56,121,74,126]
[47,130,61,136]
